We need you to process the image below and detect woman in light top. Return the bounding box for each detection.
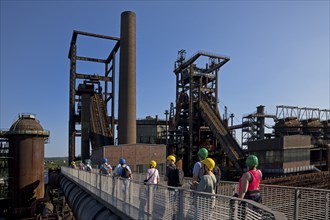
[145,160,160,184]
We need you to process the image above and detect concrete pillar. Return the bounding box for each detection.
[118,11,136,144]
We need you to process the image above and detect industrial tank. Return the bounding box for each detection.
[7,113,49,207]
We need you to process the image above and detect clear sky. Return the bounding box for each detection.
[1,1,329,157]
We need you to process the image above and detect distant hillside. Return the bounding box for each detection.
[45,156,68,161]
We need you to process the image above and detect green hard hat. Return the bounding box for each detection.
[246,155,258,167]
[197,148,208,159]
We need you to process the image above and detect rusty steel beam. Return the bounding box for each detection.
[68,44,76,164]
[206,59,230,74]
[174,51,230,74]
[68,30,120,59]
[106,41,121,63]
[73,30,120,41]
[76,56,107,63]
[75,73,112,82]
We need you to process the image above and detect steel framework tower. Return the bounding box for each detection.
[68,30,119,164]
[169,50,245,176]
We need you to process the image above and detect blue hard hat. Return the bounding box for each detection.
[119,157,126,165]
[102,158,108,163]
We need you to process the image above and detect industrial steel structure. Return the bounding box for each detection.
[240,105,330,146]
[273,106,330,171]
[239,105,330,173]
[0,132,10,209]
[68,31,118,164]
[241,105,277,147]
[165,50,330,178]
[68,11,137,164]
[274,105,330,139]
[168,50,246,177]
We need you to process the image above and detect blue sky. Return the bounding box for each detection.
[1,1,329,157]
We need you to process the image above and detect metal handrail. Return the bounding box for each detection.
[61,167,286,220]
[121,172,330,220]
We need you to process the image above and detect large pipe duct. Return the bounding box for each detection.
[118,11,136,144]
[60,176,120,220]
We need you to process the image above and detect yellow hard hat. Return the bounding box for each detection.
[166,155,176,163]
[150,160,157,168]
[201,158,215,171]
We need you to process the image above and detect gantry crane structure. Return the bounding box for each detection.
[68,30,119,164]
[168,50,246,177]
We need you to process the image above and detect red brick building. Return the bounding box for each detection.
[91,143,166,174]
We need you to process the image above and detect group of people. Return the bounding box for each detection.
[70,160,92,172]
[70,148,262,205]
[163,147,262,219]
[70,157,134,180]
[164,147,262,203]
[99,157,133,179]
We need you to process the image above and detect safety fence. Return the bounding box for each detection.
[118,172,330,220]
[217,181,330,220]
[61,167,286,220]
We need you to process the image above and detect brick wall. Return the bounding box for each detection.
[91,143,166,173]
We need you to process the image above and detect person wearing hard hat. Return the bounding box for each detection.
[195,157,217,219]
[164,155,177,185]
[196,158,217,193]
[144,160,160,184]
[113,157,132,202]
[191,147,208,189]
[70,161,76,169]
[164,155,180,219]
[85,159,92,172]
[238,155,262,203]
[99,157,112,176]
[114,157,132,179]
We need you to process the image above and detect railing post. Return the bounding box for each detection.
[111,176,116,205]
[294,188,300,220]
[325,192,329,220]
[99,173,102,198]
[178,188,184,220]
[116,177,119,202]
[77,169,79,184]
[229,199,238,219]
[147,185,154,220]
[128,179,133,216]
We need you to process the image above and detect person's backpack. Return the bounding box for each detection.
[86,164,92,172]
[212,165,221,183]
[168,167,184,187]
[121,166,130,178]
[100,164,109,175]
[177,169,184,186]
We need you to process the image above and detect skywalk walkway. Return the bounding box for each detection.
[61,167,290,220]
